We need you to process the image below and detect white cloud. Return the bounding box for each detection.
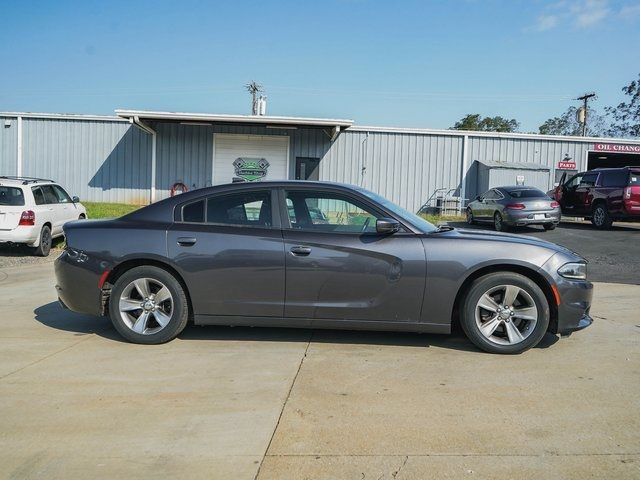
[620,3,640,18]
[532,14,560,31]
[571,0,610,28]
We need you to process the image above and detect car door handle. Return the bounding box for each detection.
[177,237,197,247]
[290,246,312,256]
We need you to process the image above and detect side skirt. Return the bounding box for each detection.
[193,315,451,335]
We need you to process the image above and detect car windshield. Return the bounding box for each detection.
[356,187,437,233]
[506,188,546,199]
[0,186,25,206]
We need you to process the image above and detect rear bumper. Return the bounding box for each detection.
[0,226,39,245]
[504,210,560,226]
[54,250,104,316]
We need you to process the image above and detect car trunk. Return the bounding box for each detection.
[0,205,24,231]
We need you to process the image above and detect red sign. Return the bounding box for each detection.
[593,143,640,154]
[558,161,577,170]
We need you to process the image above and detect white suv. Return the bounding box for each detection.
[0,177,87,256]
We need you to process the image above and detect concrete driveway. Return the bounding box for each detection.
[1,264,639,479]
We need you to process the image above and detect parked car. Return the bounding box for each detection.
[0,176,87,256]
[466,186,560,232]
[55,181,592,354]
[550,167,640,229]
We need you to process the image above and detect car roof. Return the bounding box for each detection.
[495,186,544,191]
[0,176,55,187]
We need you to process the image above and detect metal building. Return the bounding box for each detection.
[2,109,640,211]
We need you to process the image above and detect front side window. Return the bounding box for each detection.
[580,173,598,187]
[0,186,25,206]
[285,191,380,233]
[564,175,582,189]
[52,185,72,203]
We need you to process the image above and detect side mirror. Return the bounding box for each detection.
[72,196,80,203]
[376,218,400,234]
[475,195,481,201]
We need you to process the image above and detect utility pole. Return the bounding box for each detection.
[245,81,263,115]
[576,92,596,136]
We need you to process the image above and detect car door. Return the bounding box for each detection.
[167,188,286,318]
[51,185,77,225]
[484,189,502,218]
[39,185,65,235]
[558,174,582,214]
[574,173,599,215]
[280,188,426,323]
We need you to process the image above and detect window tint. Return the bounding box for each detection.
[601,170,630,187]
[285,191,380,233]
[580,173,598,187]
[0,186,25,206]
[629,174,640,186]
[206,191,271,227]
[182,200,205,223]
[32,187,45,205]
[52,185,72,203]
[40,185,59,204]
[507,188,546,198]
[483,190,498,200]
[565,175,582,189]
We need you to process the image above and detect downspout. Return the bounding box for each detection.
[459,134,469,214]
[16,116,23,176]
[131,116,157,203]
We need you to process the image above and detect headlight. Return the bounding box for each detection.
[558,262,587,280]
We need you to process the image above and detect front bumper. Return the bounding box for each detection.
[555,279,594,335]
[504,210,560,226]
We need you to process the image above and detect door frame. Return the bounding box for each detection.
[212,133,291,186]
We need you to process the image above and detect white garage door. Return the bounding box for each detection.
[213,134,289,185]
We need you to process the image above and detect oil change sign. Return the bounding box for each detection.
[593,143,640,154]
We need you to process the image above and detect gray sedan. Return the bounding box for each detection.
[55,181,591,354]
[466,186,561,231]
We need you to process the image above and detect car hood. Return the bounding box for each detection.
[432,227,581,259]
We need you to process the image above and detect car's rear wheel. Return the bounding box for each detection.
[466,208,475,224]
[591,204,612,229]
[33,225,52,257]
[109,266,189,344]
[493,212,507,232]
[543,223,556,231]
[460,272,550,354]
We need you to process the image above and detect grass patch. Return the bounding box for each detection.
[420,213,465,225]
[84,202,142,219]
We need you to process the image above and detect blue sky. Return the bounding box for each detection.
[1,0,639,131]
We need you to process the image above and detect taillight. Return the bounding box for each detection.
[506,203,526,210]
[624,187,631,199]
[550,201,560,208]
[18,210,35,226]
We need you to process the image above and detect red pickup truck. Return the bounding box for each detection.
[550,167,640,229]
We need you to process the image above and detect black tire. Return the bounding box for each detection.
[108,266,189,344]
[466,208,475,225]
[543,223,556,231]
[79,214,86,220]
[460,272,550,354]
[591,204,612,229]
[33,225,52,257]
[494,212,508,232]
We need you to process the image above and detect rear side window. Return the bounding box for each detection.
[40,185,59,204]
[507,188,545,198]
[601,171,630,187]
[32,187,45,205]
[0,186,25,206]
[182,200,205,223]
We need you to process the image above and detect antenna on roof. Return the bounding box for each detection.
[245,81,266,115]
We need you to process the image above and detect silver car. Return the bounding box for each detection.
[466,186,560,232]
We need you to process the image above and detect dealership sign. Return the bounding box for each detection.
[593,143,640,154]
[557,160,577,170]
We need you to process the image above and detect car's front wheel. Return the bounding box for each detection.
[109,266,189,344]
[466,208,475,225]
[460,272,550,354]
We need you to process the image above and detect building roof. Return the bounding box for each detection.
[114,109,354,129]
[476,160,550,171]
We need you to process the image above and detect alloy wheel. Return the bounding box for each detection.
[475,284,538,345]
[118,278,174,335]
[593,207,605,226]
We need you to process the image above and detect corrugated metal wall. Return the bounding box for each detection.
[321,131,463,212]
[467,136,592,191]
[0,116,18,175]
[19,118,151,204]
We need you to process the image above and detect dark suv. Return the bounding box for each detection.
[551,167,640,229]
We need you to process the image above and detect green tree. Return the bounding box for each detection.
[539,106,606,137]
[606,73,640,138]
[451,114,519,132]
